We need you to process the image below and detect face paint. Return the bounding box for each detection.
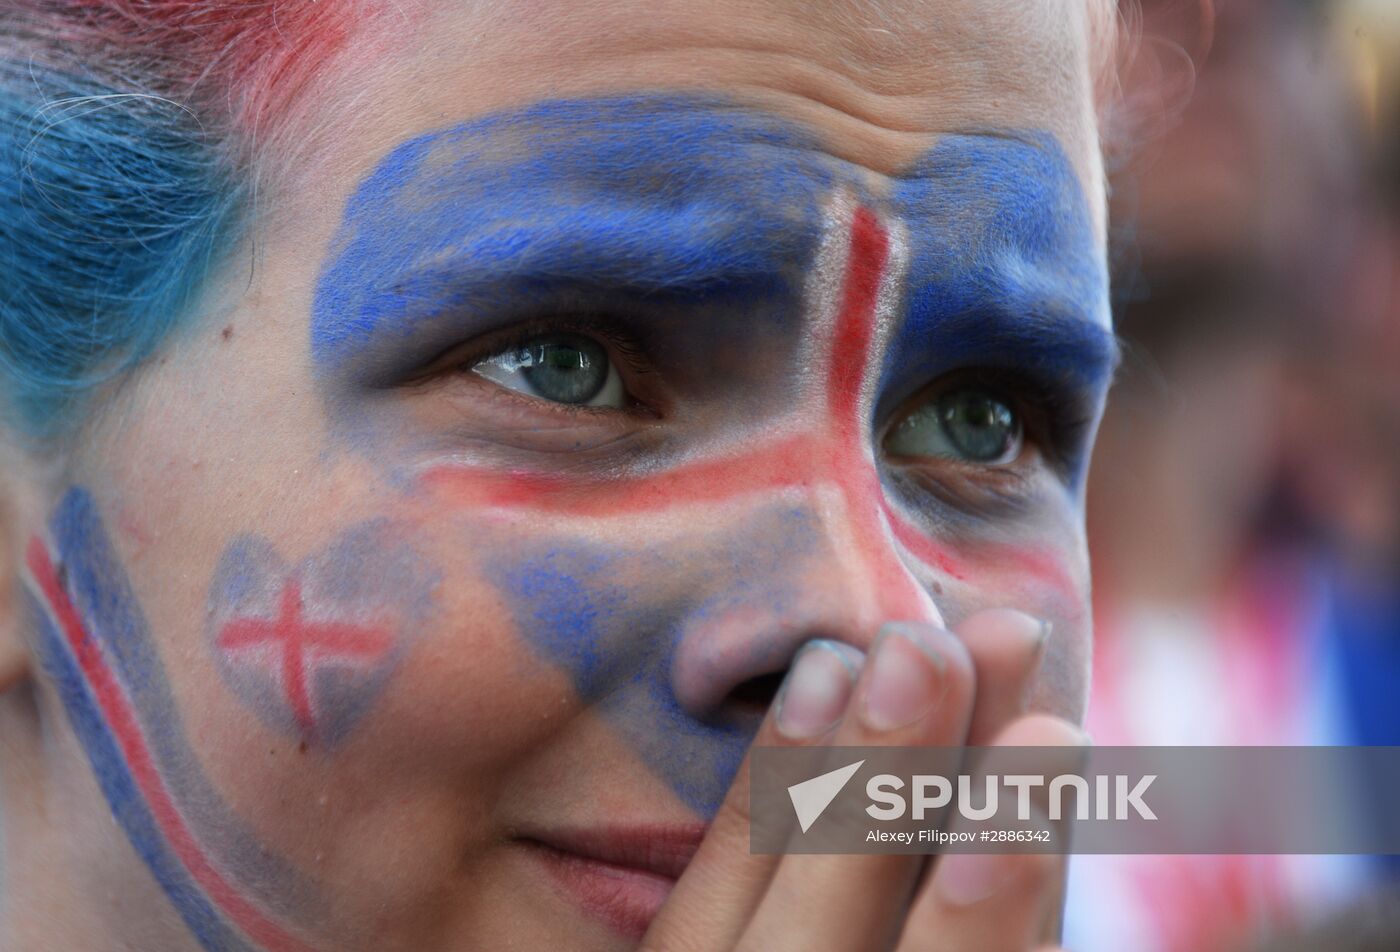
[308,95,1113,819]
[310,96,834,385]
[881,131,1117,488]
[419,191,940,620]
[207,523,436,748]
[488,504,823,814]
[24,489,326,952]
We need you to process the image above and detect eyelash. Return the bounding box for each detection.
[420,320,1091,482]
[412,315,658,410]
[885,369,1088,466]
[877,375,1068,518]
[471,318,652,375]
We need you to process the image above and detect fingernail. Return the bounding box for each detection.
[935,852,1015,906]
[775,640,857,739]
[996,609,1052,653]
[862,624,948,732]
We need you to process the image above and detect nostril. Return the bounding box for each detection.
[725,669,787,716]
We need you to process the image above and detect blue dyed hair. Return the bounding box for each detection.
[0,20,244,440]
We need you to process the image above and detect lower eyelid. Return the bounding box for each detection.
[886,451,1043,512]
[411,377,660,457]
[449,369,664,433]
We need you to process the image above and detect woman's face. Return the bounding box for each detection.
[15,0,1113,948]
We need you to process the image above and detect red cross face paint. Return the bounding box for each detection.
[409,190,1083,605]
[296,96,1114,820]
[206,522,437,748]
[416,194,949,624]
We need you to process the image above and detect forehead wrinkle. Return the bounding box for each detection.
[366,0,1105,199]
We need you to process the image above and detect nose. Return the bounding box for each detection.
[669,490,943,721]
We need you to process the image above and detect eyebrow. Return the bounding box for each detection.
[878,130,1118,397]
[310,95,1115,396]
[886,294,1121,396]
[310,96,837,375]
[315,190,813,370]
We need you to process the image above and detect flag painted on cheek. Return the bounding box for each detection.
[310,95,1114,818]
[205,523,435,748]
[24,489,324,952]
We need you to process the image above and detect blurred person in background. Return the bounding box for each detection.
[1280,0,1400,887]
[1066,0,1400,949]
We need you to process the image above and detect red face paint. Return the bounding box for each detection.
[216,578,393,744]
[420,196,1076,614]
[26,536,320,952]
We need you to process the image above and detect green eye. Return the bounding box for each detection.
[885,388,1022,464]
[473,333,624,407]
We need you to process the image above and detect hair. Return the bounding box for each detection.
[0,0,1129,444]
[0,1,397,441]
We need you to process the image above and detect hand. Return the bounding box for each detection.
[644,611,1082,952]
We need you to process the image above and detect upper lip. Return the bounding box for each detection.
[520,824,707,879]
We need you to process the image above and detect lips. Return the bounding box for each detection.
[521,825,706,940]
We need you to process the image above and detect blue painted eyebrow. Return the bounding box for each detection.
[310,94,1114,404]
[310,95,841,378]
[879,131,1117,402]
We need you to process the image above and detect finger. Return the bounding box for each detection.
[956,609,1050,744]
[910,851,1063,952]
[643,639,863,952]
[896,715,1085,952]
[735,622,975,952]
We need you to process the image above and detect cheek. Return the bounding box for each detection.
[155,500,576,919]
[449,503,825,816]
[203,523,436,748]
[143,435,1088,844]
[190,510,567,781]
[940,535,1092,722]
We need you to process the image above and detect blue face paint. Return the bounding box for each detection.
[880,131,1116,486]
[25,594,254,952]
[310,95,1113,456]
[28,488,321,949]
[489,504,823,817]
[310,95,845,386]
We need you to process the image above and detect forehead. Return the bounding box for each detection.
[309,0,1104,221]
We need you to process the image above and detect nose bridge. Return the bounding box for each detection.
[669,478,941,719]
[800,194,941,630]
[802,476,943,633]
[669,193,948,717]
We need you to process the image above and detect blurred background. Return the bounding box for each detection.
[1065,0,1400,949]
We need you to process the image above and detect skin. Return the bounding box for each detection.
[0,1,1113,949]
